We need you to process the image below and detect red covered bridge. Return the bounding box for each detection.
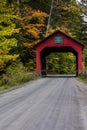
[34,30,84,76]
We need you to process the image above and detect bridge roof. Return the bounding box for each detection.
[34,30,84,49]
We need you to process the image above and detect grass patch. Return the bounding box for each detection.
[0,85,10,91]
[0,62,39,91]
[78,69,87,84]
[0,74,39,91]
[78,76,87,84]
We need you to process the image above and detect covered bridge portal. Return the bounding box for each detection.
[34,30,84,76]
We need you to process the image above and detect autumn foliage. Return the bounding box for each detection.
[0,0,87,86]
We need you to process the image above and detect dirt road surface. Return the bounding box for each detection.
[0,78,87,130]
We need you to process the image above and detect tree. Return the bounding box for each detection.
[18,7,48,64]
[6,0,48,65]
[0,1,20,72]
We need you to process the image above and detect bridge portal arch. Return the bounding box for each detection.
[34,30,84,76]
[40,46,78,75]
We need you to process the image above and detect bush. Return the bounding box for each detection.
[78,69,87,84]
[82,69,87,77]
[25,59,36,71]
[79,69,87,77]
[0,76,3,86]
[0,62,38,87]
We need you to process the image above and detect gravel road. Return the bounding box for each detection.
[0,78,86,130]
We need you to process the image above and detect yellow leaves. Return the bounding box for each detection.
[23,42,33,48]
[62,2,84,15]
[0,38,18,55]
[0,1,21,72]
[0,24,20,37]
[0,49,4,54]
[62,5,69,11]
[0,54,19,71]
[0,58,5,71]
[0,37,18,66]
[69,5,80,13]
[25,24,44,28]
[56,26,71,35]
[68,53,75,60]
[23,23,41,39]
[0,54,19,62]
[0,59,4,64]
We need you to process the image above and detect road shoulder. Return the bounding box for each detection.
[75,79,87,130]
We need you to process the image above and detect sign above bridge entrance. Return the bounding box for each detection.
[54,36,62,43]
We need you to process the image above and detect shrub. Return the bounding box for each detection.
[5,62,37,86]
[0,61,38,88]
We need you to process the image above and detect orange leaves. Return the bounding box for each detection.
[22,8,48,24]
[28,29,40,39]
[21,7,48,45]
[31,10,48,24]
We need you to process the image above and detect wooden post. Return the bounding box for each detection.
[36,51,41,75]
[78,51,82,74]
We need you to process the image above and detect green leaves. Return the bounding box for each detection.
[46,52,76,74]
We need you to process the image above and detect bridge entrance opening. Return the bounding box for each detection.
[46,52,76,76]
[41,47,78,76]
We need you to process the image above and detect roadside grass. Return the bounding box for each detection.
[0,62,39,91]
[78,75,87,84]
[0,85,10,91]
[77,69,87,84]
[0,73,39,91]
